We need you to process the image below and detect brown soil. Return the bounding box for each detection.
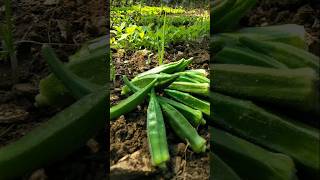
[0,0,107,179]
[110,39,210,180]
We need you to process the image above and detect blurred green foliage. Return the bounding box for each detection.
[110,5,209,51]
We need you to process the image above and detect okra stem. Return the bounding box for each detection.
[122,75,140,93]
[41,45,98,99]
[110,79,157,120]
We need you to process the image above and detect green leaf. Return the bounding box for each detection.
[125,25,137,35]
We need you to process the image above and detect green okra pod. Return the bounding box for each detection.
[147,89,170,167]
[176,75,200,83]
[123,76,205,126]
[215,46,288,68]
[158,96,204,126]
[184,73,210,83]
[110,79,157,120]
[211,0,236,26]
[168,82,209,96]
[212,64,320,115]
[212,0,257,33]
[209,92,320,179]
[239,37,319,71]
[210,127,297,180]
[182,69,208,77]
[212,24,307,50]
[121,73,179,95]
[159,102,206,153]
[165,89,210,116]
[210,152,242,180]
[135,58,187,78]
[0,86,107,180]
[175,57,193,72]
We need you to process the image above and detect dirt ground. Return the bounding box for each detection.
[0,0,107,179]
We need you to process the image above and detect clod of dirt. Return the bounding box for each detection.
[171,143,186,156]
[12,83,37,96]
[0,104,29,123]
[86,139,100,153]
[110,150,156,180]
[43,0,60,5]
[192,49,209,64]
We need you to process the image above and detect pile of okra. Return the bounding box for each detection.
[110,57,210,167]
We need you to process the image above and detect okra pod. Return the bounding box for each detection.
[184,73,210,83]
[110,79,157,120]
[165,89,210,116]
[239,37,319,71]
[158,96,204,126]
[212,64,320,115]
[212,0,257,33]
[212,24,307,50]
[36,46,107,107]
[183,69,208,77]
[123,76,204,126]
[209,92,320,179]
[176,75,200,83]
[210,152,241,180]
[41,45,99,99]
[215,46,288,68]
[210,127,297,180]
[168,82,209,96]
[175,57,193,72]
[211,0,236,28]
[69,35,109,61]
[147,89,170,167]
[160,102,206,153]
[121,73,179,95]
[136,58,185,78]
[0,86,107,180]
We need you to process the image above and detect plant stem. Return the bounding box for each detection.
[158,2,166,65]
[4,0,18,83]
